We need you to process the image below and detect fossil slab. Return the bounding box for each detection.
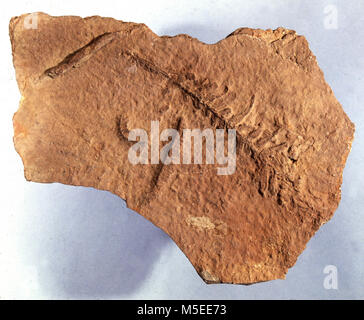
[10,13,355,284]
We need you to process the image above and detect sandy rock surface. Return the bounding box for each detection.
[10,13,355,284]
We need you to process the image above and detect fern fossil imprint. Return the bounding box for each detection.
[10,13,354,284]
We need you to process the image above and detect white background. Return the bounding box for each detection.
[0,0,363,299]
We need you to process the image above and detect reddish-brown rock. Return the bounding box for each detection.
[10,13,355,284]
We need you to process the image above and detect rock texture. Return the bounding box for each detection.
[10,13,355,284]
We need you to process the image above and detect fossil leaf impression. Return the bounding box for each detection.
[10,13,354,284]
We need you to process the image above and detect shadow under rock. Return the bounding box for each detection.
[22,183,170,298]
